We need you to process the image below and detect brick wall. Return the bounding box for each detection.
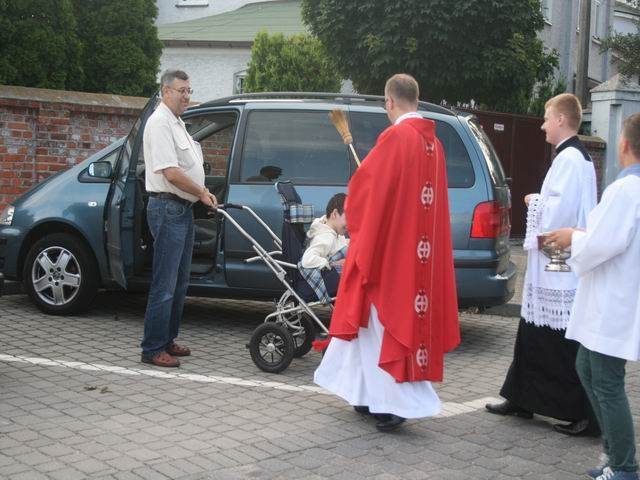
[580,135,607,198]
[0,85,147,211]
[200,129,232,177]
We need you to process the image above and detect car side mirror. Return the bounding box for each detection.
[88,161,113,179]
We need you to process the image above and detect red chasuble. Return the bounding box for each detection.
[329,117,460,383]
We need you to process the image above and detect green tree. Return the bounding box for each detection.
[526,77,567,117]
[72,0,162,96]
[0,0,84,90]
[244,31,341,93]
[301,0,558,113]
[601,1,640,79]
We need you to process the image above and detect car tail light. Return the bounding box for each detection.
[470,201,511,238]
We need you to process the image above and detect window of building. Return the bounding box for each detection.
[175,0,209,7]
[594,0,604,38]
[239,111,349,185]
[233,70,247,94]
[541,0,552,23]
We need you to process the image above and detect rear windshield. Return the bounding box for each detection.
[467,118,507,186]
[349,112,475,188]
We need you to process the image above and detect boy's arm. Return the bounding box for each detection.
[300,234,332,269]
[568,183,637,277]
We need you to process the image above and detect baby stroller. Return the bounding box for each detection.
[214,181,334,373]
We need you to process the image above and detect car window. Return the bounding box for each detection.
[349,112,475,188]
[186,112,237,178]
[468,118,507,187]
[239,110,349,185]
[101,148,120,168]
[135,111,237,180]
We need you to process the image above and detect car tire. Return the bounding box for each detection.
[23,233,99,315]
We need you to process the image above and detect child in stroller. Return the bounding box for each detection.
[297,193,349,304]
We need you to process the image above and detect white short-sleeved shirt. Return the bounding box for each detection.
[143,101,205,202]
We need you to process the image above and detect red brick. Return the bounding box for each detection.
[0,155,25,162]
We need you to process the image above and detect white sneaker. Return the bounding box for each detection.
[588,454,610,479]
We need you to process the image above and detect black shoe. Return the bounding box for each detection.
[485,400,533,419]
[553,419,601,437]
[353,406,370,415]
[375,414,406,432]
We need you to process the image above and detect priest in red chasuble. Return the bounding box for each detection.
[314,74,460,432]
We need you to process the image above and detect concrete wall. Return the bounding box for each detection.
[538,0,631,89]
[590,75,640,187]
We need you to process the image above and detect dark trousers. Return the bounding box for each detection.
[501,318,597,424]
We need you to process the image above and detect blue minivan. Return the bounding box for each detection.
[0,92,516,315]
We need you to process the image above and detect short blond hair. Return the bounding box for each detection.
[385,73,419,105]
[545,93,582,130]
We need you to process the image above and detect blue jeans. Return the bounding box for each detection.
[576,345,638,472]
[141,197,195,358]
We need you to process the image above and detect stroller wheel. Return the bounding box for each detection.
[249,322,295,373]
[291,314,315,358]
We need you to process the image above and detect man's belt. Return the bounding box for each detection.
[148,192,194,208]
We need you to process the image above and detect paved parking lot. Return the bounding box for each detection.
[1,247,639,479]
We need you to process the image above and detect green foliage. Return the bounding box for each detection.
[0,0,84,90]
[244,31,341,93]
[72,0,162,96]
[601,32,640,78]
[526,77,567,117]
[0,0,161,96]
[301,0,558,113]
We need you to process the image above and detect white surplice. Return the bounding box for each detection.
[566,172,640,361]
[521,138,597,330]
[313,305,441,419]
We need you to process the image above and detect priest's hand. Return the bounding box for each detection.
[545,228,575,249]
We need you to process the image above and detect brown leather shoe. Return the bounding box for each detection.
[141,351,180,367]
[166,343,191,357]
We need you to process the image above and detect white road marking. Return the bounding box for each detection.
[0,354,499,418]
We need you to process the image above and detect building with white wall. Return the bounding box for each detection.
[539,0,640,92]
[157,0,305,102]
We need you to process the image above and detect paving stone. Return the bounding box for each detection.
[0,252,624,480]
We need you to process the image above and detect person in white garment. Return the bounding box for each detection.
[546,113,640,480]
[314,74,460,432]
[486,93,600,436]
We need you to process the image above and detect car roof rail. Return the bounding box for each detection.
[196,92,456,116]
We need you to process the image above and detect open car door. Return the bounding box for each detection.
[105,93,160,288]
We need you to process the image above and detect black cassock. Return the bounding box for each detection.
[500,318,594,421]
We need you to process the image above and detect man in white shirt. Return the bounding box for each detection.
[547,113,640,480]
[140,69,217,368]
[486,93,599,436]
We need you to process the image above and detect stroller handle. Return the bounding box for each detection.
[216,203,243,210]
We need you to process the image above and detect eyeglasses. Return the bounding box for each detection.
[167,87,193,96]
